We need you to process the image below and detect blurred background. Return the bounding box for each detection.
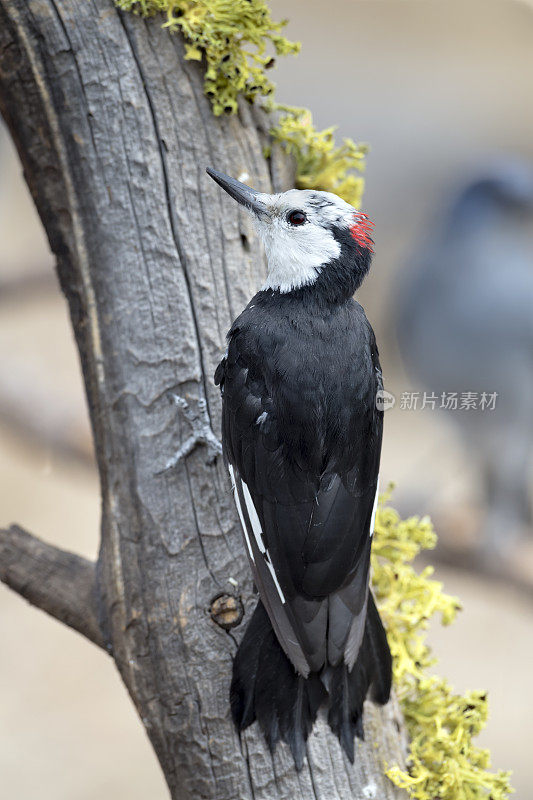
[1,0,532,797]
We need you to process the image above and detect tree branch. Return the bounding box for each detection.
[0,525,106,650]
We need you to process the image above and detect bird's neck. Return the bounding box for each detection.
[260,245,371,309]
[254,284,355,314]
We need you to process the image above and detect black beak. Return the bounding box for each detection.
[206,168,269,217]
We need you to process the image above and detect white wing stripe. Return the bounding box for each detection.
[229,464,286,604]
[241,480,266,553]
[228,464,255,564]
[369,477,379,537]
[265,557,286,603]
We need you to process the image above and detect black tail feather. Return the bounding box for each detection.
[231,602,326,768]
[366,592,393,704]
[326,593,392,761]
[231,595,391,769]
[230,601,267,729]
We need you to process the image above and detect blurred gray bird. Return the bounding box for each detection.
[396,162,533,558]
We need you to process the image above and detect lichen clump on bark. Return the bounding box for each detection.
[116,0,300,114]
[372,492,513,799]
[269,105,367,208]
[115,1,514,796]
[114,0,367,207]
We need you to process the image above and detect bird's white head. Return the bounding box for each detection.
[207,168,374,299]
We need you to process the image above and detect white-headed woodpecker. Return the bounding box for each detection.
[208,168,392,769]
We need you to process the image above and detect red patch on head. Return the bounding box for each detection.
[349,213,374,253]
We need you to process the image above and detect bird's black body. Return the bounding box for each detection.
[216,282,391,764]
[208,168,391,768]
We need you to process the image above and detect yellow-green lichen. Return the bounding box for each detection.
[115,0,300,115]
[372,488,513,799]
[269,105,367,208]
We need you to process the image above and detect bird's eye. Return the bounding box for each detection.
[287,210,307,226]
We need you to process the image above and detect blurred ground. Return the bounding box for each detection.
[1,0,533,797]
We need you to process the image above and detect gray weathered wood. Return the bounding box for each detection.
[0,1,407,796]
[0,524,104,648]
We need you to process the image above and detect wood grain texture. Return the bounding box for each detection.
[0,1,408,796]
[0,524,104,647]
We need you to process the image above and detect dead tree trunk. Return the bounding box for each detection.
[0,1,406,797]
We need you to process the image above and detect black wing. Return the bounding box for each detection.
[216,302,382,677]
